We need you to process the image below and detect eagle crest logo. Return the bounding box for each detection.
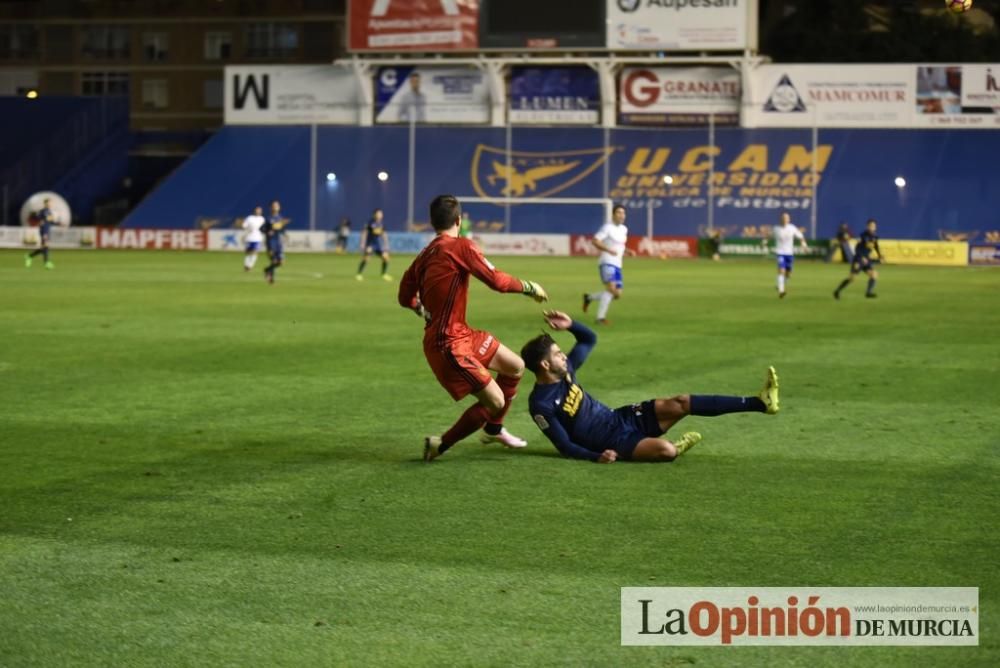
[471,145,616,200]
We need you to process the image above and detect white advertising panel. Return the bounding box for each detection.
[620,67,740,125]
[745,64,912,128]
[747,64,1000,129]
[375,66,490,124]
[608,0,754,51]
[224,66,361,125]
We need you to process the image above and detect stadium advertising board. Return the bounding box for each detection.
[915,65,1000,128]
[619,67,740,126]
[716,238,828,258]
[348,0,479,51]
[0,226,96,249]
[98,228,206,250]
[607,0,754,51]
[570,234,698,259]
[476,233,570,256]
[879,240,968,266]
[969,245,1000,265]
[745,65,912,128]
[224,66,360,125]
[375,66,490,124]
[747,64,1000,128]
[509,67,600,125]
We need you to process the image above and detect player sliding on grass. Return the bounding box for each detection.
[398,194,550,462]
[520,310,780,463]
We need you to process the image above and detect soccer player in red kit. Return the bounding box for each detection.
[398,195,549,462]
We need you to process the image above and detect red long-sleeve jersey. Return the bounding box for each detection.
[398,235,524,349]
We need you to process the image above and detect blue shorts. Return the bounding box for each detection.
[851,256,877,274]
[609,399,662,460]
[599,263,623,289]
[366,240,385,255]
[246,241,261,252]
[777,254,794,272]
[268,244,284,261]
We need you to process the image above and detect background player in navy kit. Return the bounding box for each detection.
[834,219,882,299]
[261,200,288,284]
[356,208,391,281]
[335,217,351,254]
[25,198,56,269]
[521,310,780,463]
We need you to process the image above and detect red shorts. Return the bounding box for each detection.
[424,329,500,401]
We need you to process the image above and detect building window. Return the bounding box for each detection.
[81,71,130,96]
[203,79,223,109]
[142,32,168,62]
[81,26,131,59]
[204,31,232,60]
[142,79,168,109]
[245,23,298,58]
[0,25,39,59]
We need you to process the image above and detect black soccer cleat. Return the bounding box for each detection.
[582,293,591,313]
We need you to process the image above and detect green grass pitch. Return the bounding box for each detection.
[1,249,997,666]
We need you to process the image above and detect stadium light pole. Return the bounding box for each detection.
[309,124,317,231]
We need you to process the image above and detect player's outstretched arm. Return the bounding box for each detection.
[533,411,602,462]
[543,310,597,369]
[460,239,547,301]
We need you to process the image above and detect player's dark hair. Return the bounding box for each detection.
[612,204,626,216]
[430,195,461,231]
[521,333,556,374]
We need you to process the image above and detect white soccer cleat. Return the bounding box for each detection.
[480,428,527,449]
[424,436,443,462]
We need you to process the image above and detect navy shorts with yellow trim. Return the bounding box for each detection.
[609,399,662,460]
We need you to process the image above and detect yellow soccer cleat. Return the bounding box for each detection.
[674,431,702,456]
[759,366,780,415]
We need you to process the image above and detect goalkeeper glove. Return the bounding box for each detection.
[412,300,431,322]
[521,280,549,303]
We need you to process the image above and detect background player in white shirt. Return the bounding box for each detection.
[767,211,808,298]
[582,204,635,324]
[241,206,266,271]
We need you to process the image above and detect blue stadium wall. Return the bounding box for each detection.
[123,126,1000,241]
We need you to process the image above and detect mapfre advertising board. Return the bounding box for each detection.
[619,67,740,125]
[224,66,360,125]
[348,0,479,51]
[607,0,755,51]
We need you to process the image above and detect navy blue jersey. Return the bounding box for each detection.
[38,208,52,237]
[262,215,287,247]
[854,229,880,260]
[366,219,385,240]
[528,321,632,462]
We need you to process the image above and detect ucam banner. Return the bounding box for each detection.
[375,66,489,124]
[348,0,479,51]
[224,66,361,125]
[619,67,740,126]
[607,0,756,51]
[509,67,600,125]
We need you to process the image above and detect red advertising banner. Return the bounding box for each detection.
[571,234,697,259]
[97,228,207,250]
[348,0,479,52]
